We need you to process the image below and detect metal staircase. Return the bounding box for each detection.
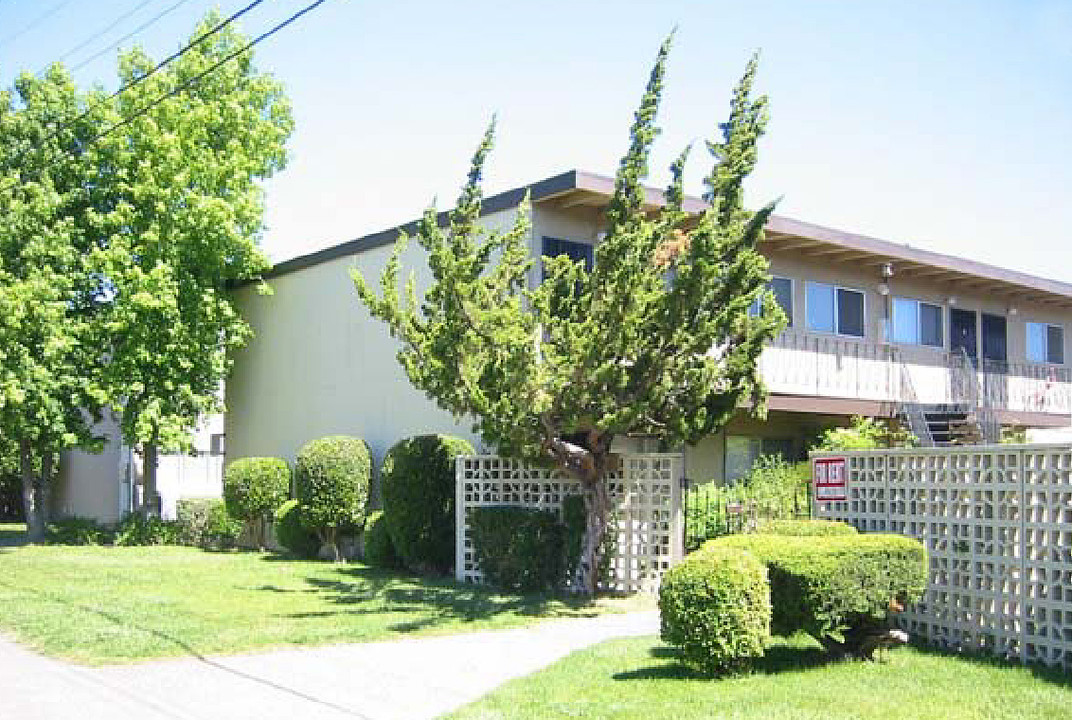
[896,349,999,447]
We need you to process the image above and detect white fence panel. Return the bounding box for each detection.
[456,454,683,593]
[155,452,225,520]
[813,444,1072,669]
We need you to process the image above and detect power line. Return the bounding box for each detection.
[2,0,265,182]
[0,0,77,51]
[69,0,198,74]
[45,0,162,74]
[0,0,331,194]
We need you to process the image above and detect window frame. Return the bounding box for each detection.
[540,236,594,281]
[890,296,945,349]
[804,281,866,338]
[1026,321,1065,366]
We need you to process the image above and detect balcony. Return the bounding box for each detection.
[759,330,1072,418]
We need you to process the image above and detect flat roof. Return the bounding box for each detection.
[264,169,1072,308]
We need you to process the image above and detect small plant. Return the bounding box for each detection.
[470,506,564,592]
[223,457,290,548]
[294,436,371,561]
[813,416,916,451]
[362,510,401,569]
[177,498,242,549]
[659,546,771,675]
[114,514,182,546]
[46,516,114,545]
[273,499,320,559]
[381,434,473,574]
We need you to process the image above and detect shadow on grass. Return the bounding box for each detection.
[0,523,27,547]
[614,640,834,682]
[287,563,602,633]
[906,640,1072,690]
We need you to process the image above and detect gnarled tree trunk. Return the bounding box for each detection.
[572,476,611,595]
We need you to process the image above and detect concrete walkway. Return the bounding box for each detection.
[3,610,659,720]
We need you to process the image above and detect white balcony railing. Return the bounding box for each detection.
[759,330,1072,417]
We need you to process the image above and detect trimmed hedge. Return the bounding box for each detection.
[470,506,564,592]
[759,518,858,537]
[295,436,371,558]
[273,499,320,559]
[114,514,182,546]
[381,434,474,573]
[223,457,290,547]
[363,510,401,569]
[177,498,242,549]
[659,546,771,675]
[709,533,927,652]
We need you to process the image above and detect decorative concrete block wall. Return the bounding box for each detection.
[813,444,1072,669]
[456,454,683,593]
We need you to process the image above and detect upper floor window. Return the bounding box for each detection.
[748,277,793,325]
[891,297,943,348]
[805,282,864,337]
[541,237,593,280]
[1027,322,1064,365]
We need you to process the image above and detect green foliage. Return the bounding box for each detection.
[46,517,114,546]
[470,506,565,592]
[176,498,242,549]
[294,436,371,550]
[362,510,401,569]
[273,499,320,559]
[114,514,182,546]
[813,416,915,452]
[658,546,771,675]
[381,434,473,573]
[223,457,290,548]
[709,533,927,651]
[353,38,780,593]
[685,458,811,548]
[759,519,857,537]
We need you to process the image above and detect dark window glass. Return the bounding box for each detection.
[836,288,864,337]
[771,277,793,325]
[1048,325,1065,365]
[541,237,593,280]
[920,303,943,347]
[761,437,795,461]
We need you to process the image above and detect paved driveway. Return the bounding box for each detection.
[3,610,659,720]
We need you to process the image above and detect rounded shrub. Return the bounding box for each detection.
[759,519,857,537]
[381,434,474,573]
[223,458,290,545]
[177,498,242,549]
[659,547,771,676]
[363,510,401,569]
[470,506,564,592]
[294,435,371,559]
[273,499,320,559]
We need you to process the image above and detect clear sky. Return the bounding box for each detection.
[1,0,1070,281]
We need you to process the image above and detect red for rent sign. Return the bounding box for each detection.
[813,457,848,502]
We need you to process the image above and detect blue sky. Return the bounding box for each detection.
[1,0,1070,280]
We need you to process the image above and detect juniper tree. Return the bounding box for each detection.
[354,38,784,594]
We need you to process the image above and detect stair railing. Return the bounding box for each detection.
[950,347,1000,443]
[896,357,935,447]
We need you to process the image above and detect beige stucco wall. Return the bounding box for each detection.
[226,209,521,471]
[53,412,126,524]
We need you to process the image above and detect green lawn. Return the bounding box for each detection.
[448,634,1072,720]
[0,537,647,665]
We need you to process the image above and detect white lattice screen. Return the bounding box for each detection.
[456,454,683,593]
[813,444,1072,669]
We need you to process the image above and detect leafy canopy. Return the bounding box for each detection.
[355,37,783,473]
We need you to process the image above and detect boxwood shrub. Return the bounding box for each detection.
[709,532,927,655]
[177,498,242,549]
[273,499,320,559]
[659,546,771,675]
[46,516,114,545]
[223,457,290,547]
[381,434,474,573]
[759,518,857,537]
[295,436,371,560]
[470,506,564,592]
[363,510,401,569]
[114,514,182,546]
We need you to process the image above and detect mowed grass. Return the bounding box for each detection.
[448,634,1072,720]
[0,537,648,665]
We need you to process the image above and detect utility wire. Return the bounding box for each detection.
[2,0,265,183]
[69,0,198,74]
[43,0,160,74]
[0,0,331,194]
[0,0,76,51]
